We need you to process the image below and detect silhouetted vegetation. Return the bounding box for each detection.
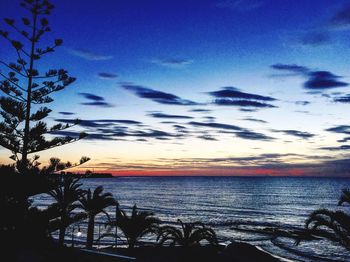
[157,219,218,247]
[47,177,85,245]
[78,186,116,249]
[297,188,350,250]
[0,0,91,256]
[102,204,161,249]
[0,0,88,173]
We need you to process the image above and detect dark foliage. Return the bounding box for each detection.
[0,0,88,173]
[102,204,161,249]
[157,219,218,247]
[297,188,350,250]
[78,186,116,249]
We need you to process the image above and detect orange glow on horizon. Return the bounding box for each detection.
[81,168,310,177]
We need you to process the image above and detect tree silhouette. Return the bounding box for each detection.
[0,0,88,173]
[78,186,116,249]
[102,204,160,249]
[297,188,350,250]
[157,219,218,247]
[47,177,85,246]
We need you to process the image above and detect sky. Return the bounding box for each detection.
[1,0,350,176]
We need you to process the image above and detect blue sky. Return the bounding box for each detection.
[1,0,350,176]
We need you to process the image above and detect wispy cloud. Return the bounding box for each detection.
[58,111,75,115]
[121,84,200,106]
[189,121,244,131]
[328,5,350,31]
[325,125,350,135]
[98,72,118,79]
[54,118,185,142]
[78,92,114,107]
[305,71,348,89]
[295,101,311,106]
[320,145,350,151]
[189,109,212,113]
[148,112,194,119]
[273,129,315,139]
[151,58,193,68]
[188,121,273,141]
[241,117,268,123]
[235,130,273,141]
[271,64,348,90]
[333,94,350,104]
[208,87,277,108]
[299,31,331,47]
[69,48,113,61]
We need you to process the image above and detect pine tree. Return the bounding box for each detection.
[0,0,88,173]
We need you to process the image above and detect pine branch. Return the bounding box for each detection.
[0,72,27,92]
[4,18,32,41]
[48,121,80,133]
[0,60,27,77]
[27,134,87,154]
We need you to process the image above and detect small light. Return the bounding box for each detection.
[76,225,82,237]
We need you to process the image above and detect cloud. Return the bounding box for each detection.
[50,130,118,141]
[235,130,274,141]
[189,109,212,113]
[188,121,244,131]
[197,135,218,141]
[325,125,350,135]
[329,5,350,31]
[334,94,350,103]
[299,31,331,46]
[295,101,311,106]
[241,118,268,123]
[55,119,142,128]
[54,118,187,142]
[203,116,216,121]
[239,108,259,112]
[320,145,350,151]
[173,124,187,129]
[271,64,348,90]
[151,58,193,68]
[338,137,350,143]
[78,92,104,101]
[69,48,113,61]
[122,84,199,105]
[270,64,309,74]
[188,121,273,141]
[208,87,277,108]
[216,0,264,11]
[78,92,114,107]
[148,112,193,119]
[213,99,276,107]
[304,71,348,89]
[273,129,315,139]
[98,73,118,79]
[81,101,114,107]
[208,87,276,101]
[58,111,75,115]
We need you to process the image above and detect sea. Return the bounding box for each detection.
[33,176,350,262]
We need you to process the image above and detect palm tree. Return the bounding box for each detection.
[78,186,116,249]
[47,177,85,246]
[103,204,160,249]
[157,219,218,247]
[298,188,350,249]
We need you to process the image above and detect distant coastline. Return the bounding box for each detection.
[50,171,114,179]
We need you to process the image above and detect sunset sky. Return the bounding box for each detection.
[1,0,350,176]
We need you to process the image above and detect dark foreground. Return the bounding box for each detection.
[7,242,281,262]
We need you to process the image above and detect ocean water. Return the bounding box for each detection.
[34,176,350,262]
